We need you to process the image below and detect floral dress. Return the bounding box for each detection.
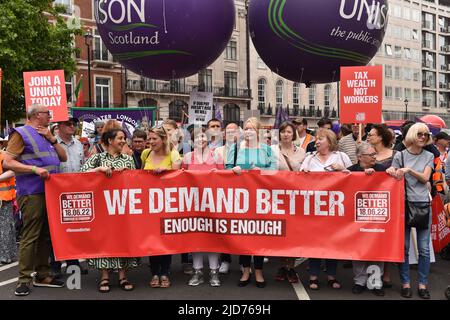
[81,152,138,270]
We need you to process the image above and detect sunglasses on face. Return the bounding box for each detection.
[417,132,430,139]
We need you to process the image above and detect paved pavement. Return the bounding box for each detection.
[1,255,449,300]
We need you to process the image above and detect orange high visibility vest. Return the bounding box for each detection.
[433,153,447,193]
[301,134,313,150]
[0,153,16,201]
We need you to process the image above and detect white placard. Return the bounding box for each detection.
[188,91,213,125]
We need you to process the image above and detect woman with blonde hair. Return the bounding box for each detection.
[141,125,182,288]
[386,123,434,299]
[300,128,352,290]
[227,117,276,288]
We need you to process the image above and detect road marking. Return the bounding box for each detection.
[291,281,311,300]
[0,262,18,272]
[0,278,18,287]
[291,258,310,300]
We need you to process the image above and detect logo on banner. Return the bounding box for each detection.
[60,192,95,223]
[354,191,390,223]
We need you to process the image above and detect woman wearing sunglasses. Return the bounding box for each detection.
[141,126,182,288]
[300,128,352,290]
[386,123,434,299]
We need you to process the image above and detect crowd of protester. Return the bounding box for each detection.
[1,103,450,300]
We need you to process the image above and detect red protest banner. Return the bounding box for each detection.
[23,70,68,122]
[340,65,383,124]
[431,196,450,252]
[45,170,405,262]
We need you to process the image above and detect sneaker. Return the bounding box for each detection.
[287,268,299,283]
[209,269,221,287]
[188,269,204,286]
[275,267,287,281]
[14,283,30,296]
[219,261,230,274]
[33,277,65,288]
[183,263,194,275]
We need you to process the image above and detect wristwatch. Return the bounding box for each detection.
[50,139,58,145]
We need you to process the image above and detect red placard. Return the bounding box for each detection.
[45,170,405,262]
[431,196,450,252]
[23,70,68,122]
[340,65,383,124]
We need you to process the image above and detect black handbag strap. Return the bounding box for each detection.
[400,150,408,200]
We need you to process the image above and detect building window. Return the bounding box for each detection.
[170,78,186,93]
[293,83,300,109]
[66,75,74,103]
[223,104,240,127]
[385,86,393,100]
[394,67,402,80]
[394,87,402,100]
[225,41,237,60]
[385,44,393,56]
[413,69,420,82]
[198,69,212,92]
[394,46,402,58]
[138,98,157,108]
[276,80,283,107]
[169,100,188,123]
[95,77,111,108]
[404,48,411,60]
[94,30,110,61]
[324,85,331,107]
[414,89,421,102]
[404,88,411,100]
[309,84,316,106]
[385,65,392,78]
[412,29,419,40]
[404,68,412,81]
[258,78,266,110]
[224,71,237,96]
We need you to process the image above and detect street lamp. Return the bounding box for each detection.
[404,98,409,120]
[84,32,93,107]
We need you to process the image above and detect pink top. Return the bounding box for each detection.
[182,149,224,170]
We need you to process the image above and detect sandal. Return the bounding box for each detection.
[150,275,160,288]
[98,278,110,293]
[309,278,320,290]
[119,278,134,291]
[160,275,171,288]
[327,278,341,290]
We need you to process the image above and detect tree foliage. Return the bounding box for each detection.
[0,0,82,123]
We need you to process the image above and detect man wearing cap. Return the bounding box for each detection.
[292,117,314,151]
[434,131,450,196]
[3,104,67,296]
[49,117,87,276]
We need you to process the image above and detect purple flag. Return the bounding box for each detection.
[214,105,223,125]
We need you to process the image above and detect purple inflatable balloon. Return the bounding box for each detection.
[249,0,388,84]
[94,0,235,80]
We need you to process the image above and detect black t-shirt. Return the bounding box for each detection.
[347,163,385,172]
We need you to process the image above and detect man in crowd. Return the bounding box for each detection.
[206,118,223,150]
[292,117,314,150]
[130,129,147,169]
[49,117,87,277]
[3,104,67,296]
[338,123,367,165]
[306,117,333,153]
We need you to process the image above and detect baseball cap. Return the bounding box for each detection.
[434,131,450,141]
[58,117,79,124]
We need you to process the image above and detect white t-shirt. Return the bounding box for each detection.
[300,151,352,172]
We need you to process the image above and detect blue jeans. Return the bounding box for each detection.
[398,213,431,285]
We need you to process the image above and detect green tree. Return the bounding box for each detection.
[0,0,82,124]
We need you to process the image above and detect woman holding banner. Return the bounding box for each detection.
[81,128,137,293]
[386,123,434,299]
[89,120,132,156]
[227,117,276,288]
[271,121,305,283]
[181,127,224,287]
[367,123,397,288]
[141,125,182,288]
[300,128,352,290]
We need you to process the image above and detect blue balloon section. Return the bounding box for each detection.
[249,0,388,84]
[94,0,235,80]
